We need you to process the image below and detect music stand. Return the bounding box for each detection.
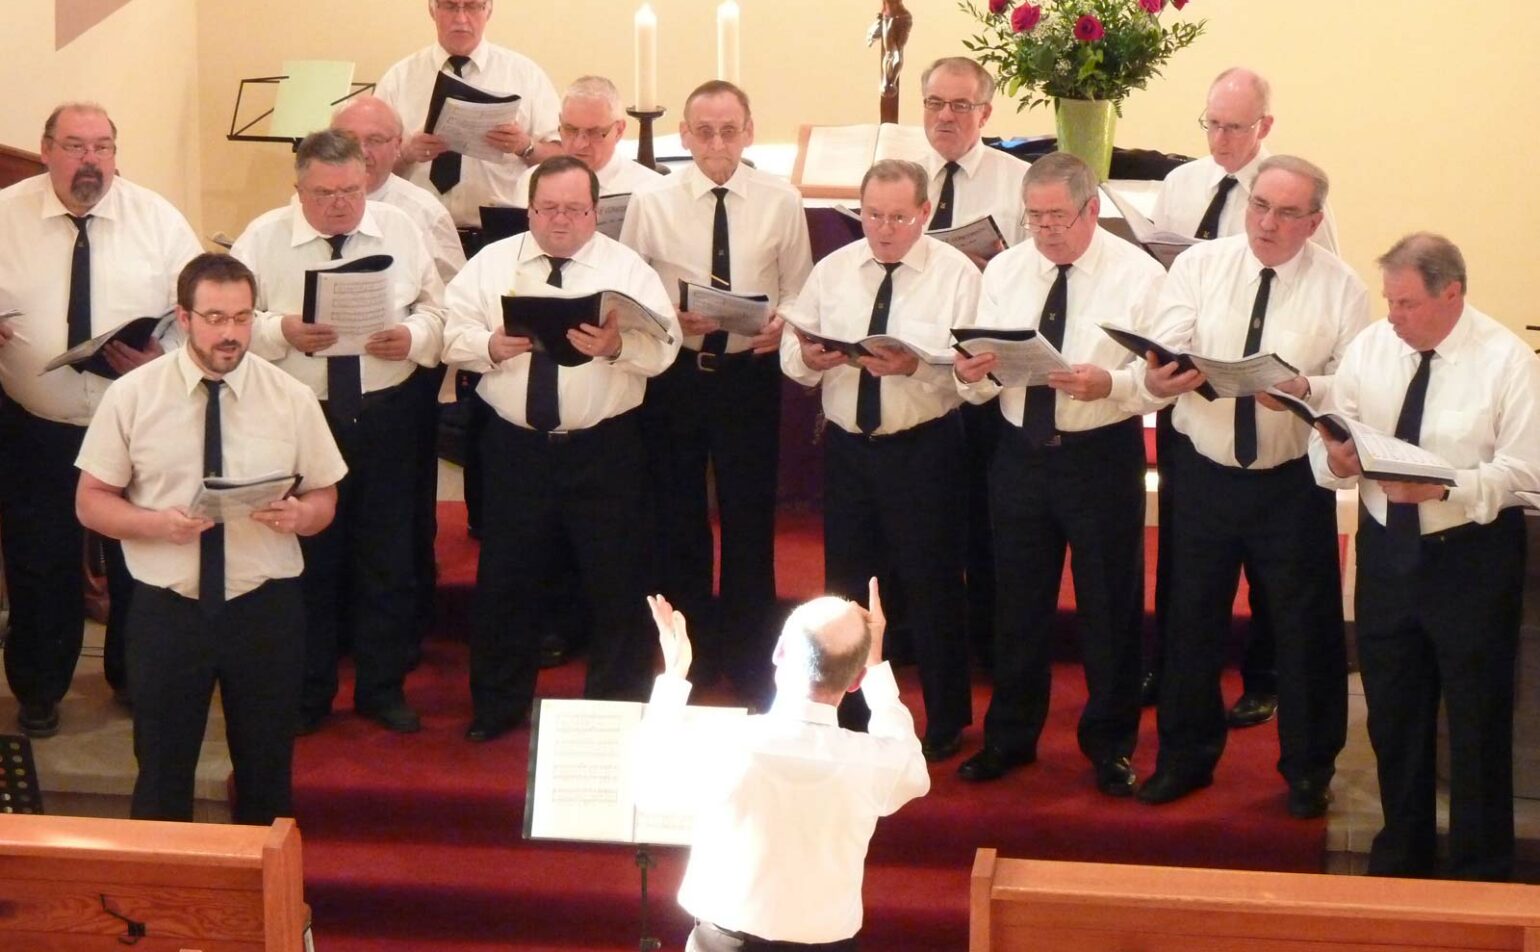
[0,734,44,815]
[228,60,374,150]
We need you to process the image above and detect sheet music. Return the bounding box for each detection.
[312,269,391,357]
[955,334,1071,387]
[863,334,954,365]
[800,126,884,188]
[1185,352,1298,398]
[928,215,1007,259]
[1100,187,1201,247]
[679,281,772,337]
[595,193,631,240]
[187,472,299,523]
[433,97,524,162]
[528,701,639,843]
[1344,419,1457,477]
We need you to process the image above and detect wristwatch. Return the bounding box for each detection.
[518,141,537,160]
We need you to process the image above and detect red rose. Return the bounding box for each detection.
[1074,13,1105,41]
[989,0,1010,14]
[1172,0,1189,7]
[1011,2,1041,32]
[1140,0,1164,12]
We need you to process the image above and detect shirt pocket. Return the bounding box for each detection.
[223,434,299,481]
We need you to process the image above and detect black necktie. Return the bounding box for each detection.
[66,214,93,349]
[1385,350,1436,573]
[526,256,566,431]
[1233,267,1275,468]
[701,186,731,360]
[1194,175,1239,240]
[429,55,473,194]
[1022,264,1071,447]
[200,378,225,613]
[931,161,960,231]
[855,262,901,435]
[323,233,363,424]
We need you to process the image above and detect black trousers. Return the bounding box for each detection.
[984,417,1145,765]
[0,397,86,710]
[101,536,135,692]
[127,579,304,825]
[961,400,1001,665]
[1356,506,1524,881]
[1155,434,1346,786]
[409,363,449,641]
[301,383,424,717]
[471,410,656,726]
[641,349,780,694]
[824,413,970,740]
[688,921,857,952]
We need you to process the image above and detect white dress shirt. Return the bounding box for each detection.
[924,140,1030,248]
[964,227,1165,429]
[371,173,467,283]
[0,174,202,425]
[375,40,562,226]
[511,153,662,207]
[620,161,812,354]
[782,236,979,436]
[75,346,348,600]
[1151,147,1341,255]
[1310,306,1540,534]
[442,231,679,430]
[231,199,447,399]
[639,662,929,944]
[1144,234,1369,469]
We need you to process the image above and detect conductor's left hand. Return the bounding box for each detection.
[647,594,693,680]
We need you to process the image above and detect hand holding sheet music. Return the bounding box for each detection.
[303,255,394,357]
[951,327,1071,387]
[187,473,302,523]
[424,70,523,163]
[1268,388,1458,486]
[678,280,772,337]
[1099,323,1295,399]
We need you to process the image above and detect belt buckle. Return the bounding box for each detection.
[696,350,720,373]
[544,430,574,444]
[1044,434,1063,447]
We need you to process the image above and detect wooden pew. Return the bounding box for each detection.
[970,848,1540,952]
[0,814,306,951]
[0,144,43,189]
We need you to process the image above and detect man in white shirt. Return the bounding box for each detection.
[0,102,201,737]
[443,156,679,740]
[953,153,1163,795]
[377,0,562,240]
[231,130,446,735]
[639,577,928,950]
[1137,155,1367,815]
[76,253,347,824]
[621,80,812,704]
[1311,234,1540,881]
[512,75,661,207]
[781,159,979,762]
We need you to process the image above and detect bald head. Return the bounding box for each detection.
[331,95,405,192]
[775,596,872,699]
[1203,67,1274,174]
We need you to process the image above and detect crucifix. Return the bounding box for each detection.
[866,0,913,124]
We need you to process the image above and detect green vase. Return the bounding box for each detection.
[1054,98,1116,181]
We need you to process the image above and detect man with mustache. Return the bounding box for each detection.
[0,102,201,737]
[76,253,346,824]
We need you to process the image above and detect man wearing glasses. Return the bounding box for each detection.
[377,0,562,249]
[443,156,679,742]
[781,159,978,762]
[953,153,1164,795]
[513,76,660,207]
[620,80,812,708]
[1137,156,1366,816]
[0,102,201,738]
[231,131,446,736]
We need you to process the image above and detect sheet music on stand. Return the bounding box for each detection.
[0,735,44,814]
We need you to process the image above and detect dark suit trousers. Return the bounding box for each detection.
[1156,434,1346,786]
[1356,506,1524,881]
[823,413,970,740]
[102,536,135,692]
[641,350,780,691]
[0,397,86,709]
[301,382,424,716]
[961,400,1001,662]
[409,363,449,639]
[985,417,1145,764]
[471,411,656,726]
[127,579,304,825]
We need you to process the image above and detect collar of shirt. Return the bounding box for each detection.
[1208,145,1271,193]
[286,198,384,250]
[514,229,600,274]
[172,342,251,400]
[682,160,747,201]
[927,138,985,180]
[38,174,121,224]
[1406,302,1474,367]
[766,694,839,727]
[864,236,931,277]
[1242,236,1308,293]
[435,39,490,74]
[1032,224,1112,284]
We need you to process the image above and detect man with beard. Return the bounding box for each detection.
[0,102,201,736]
[76,253,346,824]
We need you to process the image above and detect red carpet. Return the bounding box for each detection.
[290,503,1325,952]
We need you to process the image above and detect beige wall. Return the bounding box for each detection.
[2,0,203,228]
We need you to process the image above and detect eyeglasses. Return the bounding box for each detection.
[531,203,594,219]
[922,97,988,115]
[302,185,365,203]
[688,125,744,144]
[1197,113,1265,136]
[190,308,255,328]
[1246,197,1317,222]
[48,139,117,158]
[354,134,400,149]
[434,0,489,14]
[559,123,616,142]
[1023,198,1091,233]
[861,210,920,228]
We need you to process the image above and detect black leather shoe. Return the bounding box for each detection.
[357,700,422,734]
[465,718,517,742]
[1093,757,1138,797]
[1226,692,1278,728]
[957,746,1034,782]
[17,703,60,739]
[1287,779,1331,819]
[1139,670,1159,707]
[537,631,569,669]
[921,730,963,763]
[1136,768,1213,805]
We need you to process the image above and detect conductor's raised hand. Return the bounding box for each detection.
[865,576,886,668]
[647,594,693,679]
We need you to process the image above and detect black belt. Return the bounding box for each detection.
[834,410,956,445]
[687,347,760,373]
[1004,413,1141,449]
[321,378,411,416]
[504,408,634,445]
[696,920,857,951]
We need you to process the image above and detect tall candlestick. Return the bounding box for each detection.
[634,4,659,112]
[716,1,741,85]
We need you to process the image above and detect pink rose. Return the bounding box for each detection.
[1073,13,1105,41]
[1011,3,1041,32]
[989,0,1010,14]
[1140,0,1164,12]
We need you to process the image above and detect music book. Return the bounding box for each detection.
[929,215,1008,261]
[42,311,175,379]
[1100,186,1201,270]
[790,324,954,366]
[501,290,675,366]
[1099,323,1299,400]
[951,327,1071,388]
[425,71,523,163]
[594,193,631,240]
[791,122,932,198]
[678,280,772,337]
[187,472,302,523]
[302,254,394,357]
[1266,389,1458,486]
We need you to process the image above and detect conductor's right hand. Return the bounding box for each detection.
[864,577,886,668]
[647,594,693,680]
[281,315,339,353]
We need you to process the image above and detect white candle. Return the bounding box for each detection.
[717,1,741,85]
[634,4,659,111]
